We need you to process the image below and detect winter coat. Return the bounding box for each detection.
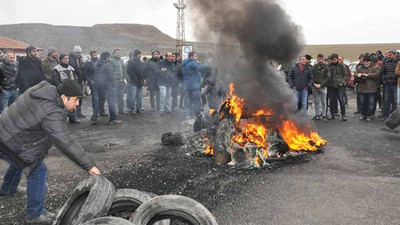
[51,64,78,87]
[356,64,380,93]
[381,58,400,85]
[68,54,85,83]
[16,56,46,94]
[126,57,145,86]
[42,57,59,80]
[84,58,97,84]
[0,81,95,175]
[0,61,18,92]
[144,58,160,90]
[182,58,203,90]
[157,60,175,87]
[287,63,313,90]
[175,61,183,84]
[326,63,348,88]
[312,63,329,87]
[110,56,127,82]
[94,59,114,88]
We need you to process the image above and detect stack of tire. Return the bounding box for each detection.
[52,175,218,225]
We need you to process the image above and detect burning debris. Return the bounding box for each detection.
[163,83,327,169]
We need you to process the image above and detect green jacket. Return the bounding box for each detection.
[326,63,348,88]
[312,63,329,87]
[110,56,127,81]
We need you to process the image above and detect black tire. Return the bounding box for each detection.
[385,108,400,129]
[108,189,153,219]
[81,216,134,225]
[52,175,115,225]
[129,195,218,225]
[108,189,170,225]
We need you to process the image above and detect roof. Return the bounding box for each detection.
[0,36,29,50]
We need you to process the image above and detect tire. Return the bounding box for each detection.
[81,217,134,225]
[129,195,218,225]
[52,175,115,225]
[108,189,169,225]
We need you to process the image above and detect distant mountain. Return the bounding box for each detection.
[0,23,180,56]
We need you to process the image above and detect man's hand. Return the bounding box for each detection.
[88,166,101,175]
[162,67,167,72]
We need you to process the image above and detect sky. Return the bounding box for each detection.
[0,0,399,45]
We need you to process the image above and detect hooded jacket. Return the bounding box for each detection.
[0,61,18,92]
[126,57,145,86]
[182,58,203,90]
[94,59,114,88]
[0,81,95,175]
[16,56,46,94]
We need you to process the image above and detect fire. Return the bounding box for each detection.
[279,120,327,151]
[201,135,214,155]
[203,83,327,164]
[209,109,216,115]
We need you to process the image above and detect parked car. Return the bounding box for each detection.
[347,61,359,88]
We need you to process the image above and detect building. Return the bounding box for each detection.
[0,36,30,57]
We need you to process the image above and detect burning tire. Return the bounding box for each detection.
[52,175,115,225]
[129,195,218,225]
[81,217,134,225]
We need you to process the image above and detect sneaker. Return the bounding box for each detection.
[100,112,108,117]
[89,119,97,125]
[130,111,137,115]
[109,119,122,124]
[137,109,145,114]
[27,211,55,223]
[366,116,372,122]
[342,115,347,121]
[312,115,320,120]
[119,111,128,115]
[322,116,328,122]
[328,115,335,120]
[359,116,366,120]
[77,113,86,118]
[353,111,360,114]
[380,117,387,121]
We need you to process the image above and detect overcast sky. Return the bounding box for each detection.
[0,0,399,45]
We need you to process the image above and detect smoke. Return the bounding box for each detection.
[189,0,305,113]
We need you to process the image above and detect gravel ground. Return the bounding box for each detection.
[1,89,400,225]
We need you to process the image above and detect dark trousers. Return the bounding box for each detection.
[384,84,397,117]
[184,89,201,117]
[76,83,83,115]
[149,84,160,110]
[179,85,185,108]
[115,81,126,112]
[91,85,117,121]
[171,84,179,111]
[360,92,376,117]
[328,86,346,116]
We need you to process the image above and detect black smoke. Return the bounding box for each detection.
[190,0,305,113]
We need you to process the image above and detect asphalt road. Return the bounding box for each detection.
[1,89,399,225]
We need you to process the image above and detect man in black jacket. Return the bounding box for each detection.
[382,49,400,118]
[16,46,46,94]
[158,52,175,113]
[287,56,313,115]
[0,80,100,223]
[144,51,161,111]
[84,51,106,117]
[126,49,145,115]
[0,50,19,113]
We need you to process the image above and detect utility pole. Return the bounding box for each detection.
[173,0,186,54]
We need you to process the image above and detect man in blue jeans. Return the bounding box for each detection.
[0,79,100,223]
[182,52,203,119]
[287,56,313,115]
[0,50,19,113]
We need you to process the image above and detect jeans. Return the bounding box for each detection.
[149,84,160,110]
[397,84,400,108]
[179,85,185,108]
[159,85,172,112]
[89,82,99,114]
[359,92,376,117]
[184,89,201,117]
[384,84,397,117]
[91,85,117,121]
[0,151,47,219]
[312,87,327,117]
[327,86,346,116]
[171,84,179,111]
[0,89,19,113]
[294,89,308,114]
[126,84,143,112]
[115,81,126,112]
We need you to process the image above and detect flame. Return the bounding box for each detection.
[279,120,327,151]
[225,83,244,122]
[232,124,267,148]
[209,109,216,115]
[201,135,215,155]
[252,109,275,116]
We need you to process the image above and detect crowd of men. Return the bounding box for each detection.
[287,49,400,122]
[0,46,225,124]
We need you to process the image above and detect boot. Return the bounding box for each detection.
[69,115,81,124]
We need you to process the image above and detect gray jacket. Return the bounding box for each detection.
[0,81,95,175]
